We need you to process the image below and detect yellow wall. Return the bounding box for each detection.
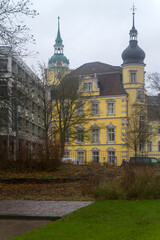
[46,68,71,85]
[63,75,128,166]
[122,64,146,115]
[51,63,160,165]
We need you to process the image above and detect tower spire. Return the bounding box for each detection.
[55,16,63,46]
[48,17,69,70]
[130,4,138,41]
[54,16,64,54]
[58,16,60,32]
[122,5,145,65]
[131,4,136,29]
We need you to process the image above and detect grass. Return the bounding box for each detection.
[10,200,160,240]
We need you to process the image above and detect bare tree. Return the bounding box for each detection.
[38,64,53,162]
[0,0,38,57]
[50,73,91,158]
[125,106,154,158]
[147,72,160,93]
[146,72,160,122]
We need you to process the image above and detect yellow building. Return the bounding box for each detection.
[49,11,160,165]
[62,62,128,166]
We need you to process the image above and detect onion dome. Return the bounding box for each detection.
[48,54,69,65]
[122,6,145,65]
[48,17,69,70]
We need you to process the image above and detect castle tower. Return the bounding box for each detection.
[122,6,146,115]
[46,17,71,85]
[48,17,69,70]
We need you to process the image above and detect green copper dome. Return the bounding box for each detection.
[49,54,69,64]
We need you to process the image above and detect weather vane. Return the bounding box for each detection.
[131,4,137,15]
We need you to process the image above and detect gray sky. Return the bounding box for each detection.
[25,0,160,73]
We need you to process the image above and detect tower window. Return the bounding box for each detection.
[137,90,144,101]
[130,71,137,83]
[139,115,145,129]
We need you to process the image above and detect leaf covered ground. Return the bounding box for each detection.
[1,164,160,201]
[0,164,118,201]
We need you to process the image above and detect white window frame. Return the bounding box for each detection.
[130,71,137,83]
[107,102,115,115]
[107,151,116,164]
[91,128,99,143]
[107,128,115,142]
[92,148,99,163]
[83,81,92,92]
[91,101,99,116]
[106,122,116,143]
[77,149,85,164]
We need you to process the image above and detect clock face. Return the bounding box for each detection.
[57,61,62,66]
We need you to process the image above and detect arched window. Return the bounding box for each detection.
[106,122,116,142]
[107,147,116,164]
[76,148,85,164]
[91,123,100,143]
[91,148,100,163]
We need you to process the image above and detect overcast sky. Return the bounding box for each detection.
[25,0,160,73]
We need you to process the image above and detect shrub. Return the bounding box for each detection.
[92,166,160,200]
[0,142,61,171]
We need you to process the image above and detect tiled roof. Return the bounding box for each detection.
[98,73,126,96]
[72,61,121,76]
[70,62,127,96]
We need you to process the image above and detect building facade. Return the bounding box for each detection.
[0,47,44,160]
[50,11,160,165]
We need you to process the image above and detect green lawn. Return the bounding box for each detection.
[11,200,160,240]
